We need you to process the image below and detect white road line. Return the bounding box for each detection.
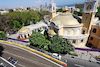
[3,51,52,67]
[12,48,18,50]
[74,64,85,67]
[17,64,26,67]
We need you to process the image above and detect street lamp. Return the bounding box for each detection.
[80,52,84,58]
[89,53,92,61]
[87,50,89,56]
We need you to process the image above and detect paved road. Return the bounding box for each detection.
[62,55,100,67]
[0,44,61,67]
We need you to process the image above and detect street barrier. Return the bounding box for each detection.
[0,40,67,66]
[75,48,100,52]
[0,57,16,67]
[8,38,29,43]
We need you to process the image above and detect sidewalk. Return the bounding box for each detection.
[65,50,100,63]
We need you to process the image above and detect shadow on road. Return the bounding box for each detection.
[0,44,4,57]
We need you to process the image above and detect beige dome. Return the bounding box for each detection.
[18,27,30,33]
[49,29,56,35]
[51,13,80,26]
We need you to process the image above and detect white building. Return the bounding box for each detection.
[18,21,47,40]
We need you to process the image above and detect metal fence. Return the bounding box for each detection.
[0,57,16,67]
[75,48,100,52]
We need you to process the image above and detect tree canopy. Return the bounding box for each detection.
[13,20,22,29]
[48,35,75,54]
[73,8,83,16]
[0,31,7,39]
[0,10,49,31]
[57,8,63,12]
[29,31,49,49]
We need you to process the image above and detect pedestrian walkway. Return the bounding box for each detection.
[67,50,100,63]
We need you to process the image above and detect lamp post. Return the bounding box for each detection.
[89,53,92,61]
[80,52,84,58]
[87,50,89,56]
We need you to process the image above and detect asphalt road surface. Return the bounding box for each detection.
[0,44,61,67]
[62,55,100,67]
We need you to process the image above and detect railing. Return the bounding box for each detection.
[0,57,16,67]
[61,34,88,39]
[75,48,100,52]
[8,38,29,43]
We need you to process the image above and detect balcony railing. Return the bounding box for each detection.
[60,34,88,39]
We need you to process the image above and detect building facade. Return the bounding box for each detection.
[44,0,99,48]
[88,22,100,49]
[18,21,47,40]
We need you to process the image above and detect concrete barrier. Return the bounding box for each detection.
[0,40,67,66]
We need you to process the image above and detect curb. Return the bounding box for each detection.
[0,40,67,66]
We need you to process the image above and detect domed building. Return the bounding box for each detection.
[44,0,99,48]
[17,21,47,40]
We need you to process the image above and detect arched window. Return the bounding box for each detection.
[82,30,86,34]
[85,17,87,22]
[92,28,97,33]
[65,29,68,35]
[77,29,80,35]
[71,29,74,35]
[24,35,26,38]
[28,34,29,36]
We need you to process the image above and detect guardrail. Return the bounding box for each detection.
[0,57,16,67]
[8,38,29,43]
[75,48,100,52]
[1,38,100,52]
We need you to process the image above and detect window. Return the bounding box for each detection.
[72,40,76,44]
[65,29,68,35]
[77,29,80,35]
[85,17,87,22]
[90,37,93,40]
[82,30,86,34]
[80,39,84,43]
[28,34,29,36]
[25,35,26,38]
[71,29,74,35]
[92,28,97,33]
[53,7,55,10]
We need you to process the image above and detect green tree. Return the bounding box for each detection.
[13,20,22,29]
[39,11,49,20]
[96,7,100,20]
[73,8,83,16]
[57,8,63,12]
[9,9,13,12]
[49,35,75,54]
[0,31,7,39]
[29,31,49,48]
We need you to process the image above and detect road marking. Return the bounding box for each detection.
[74,64,85,67]
[1,42,63,67]
[17,64,25,67]
[3,51,53,67]
[12,48,18,50]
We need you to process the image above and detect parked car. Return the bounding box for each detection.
[95,56,100,61]
[52,53,61,60]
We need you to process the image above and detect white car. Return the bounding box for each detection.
[52,53,61,60]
